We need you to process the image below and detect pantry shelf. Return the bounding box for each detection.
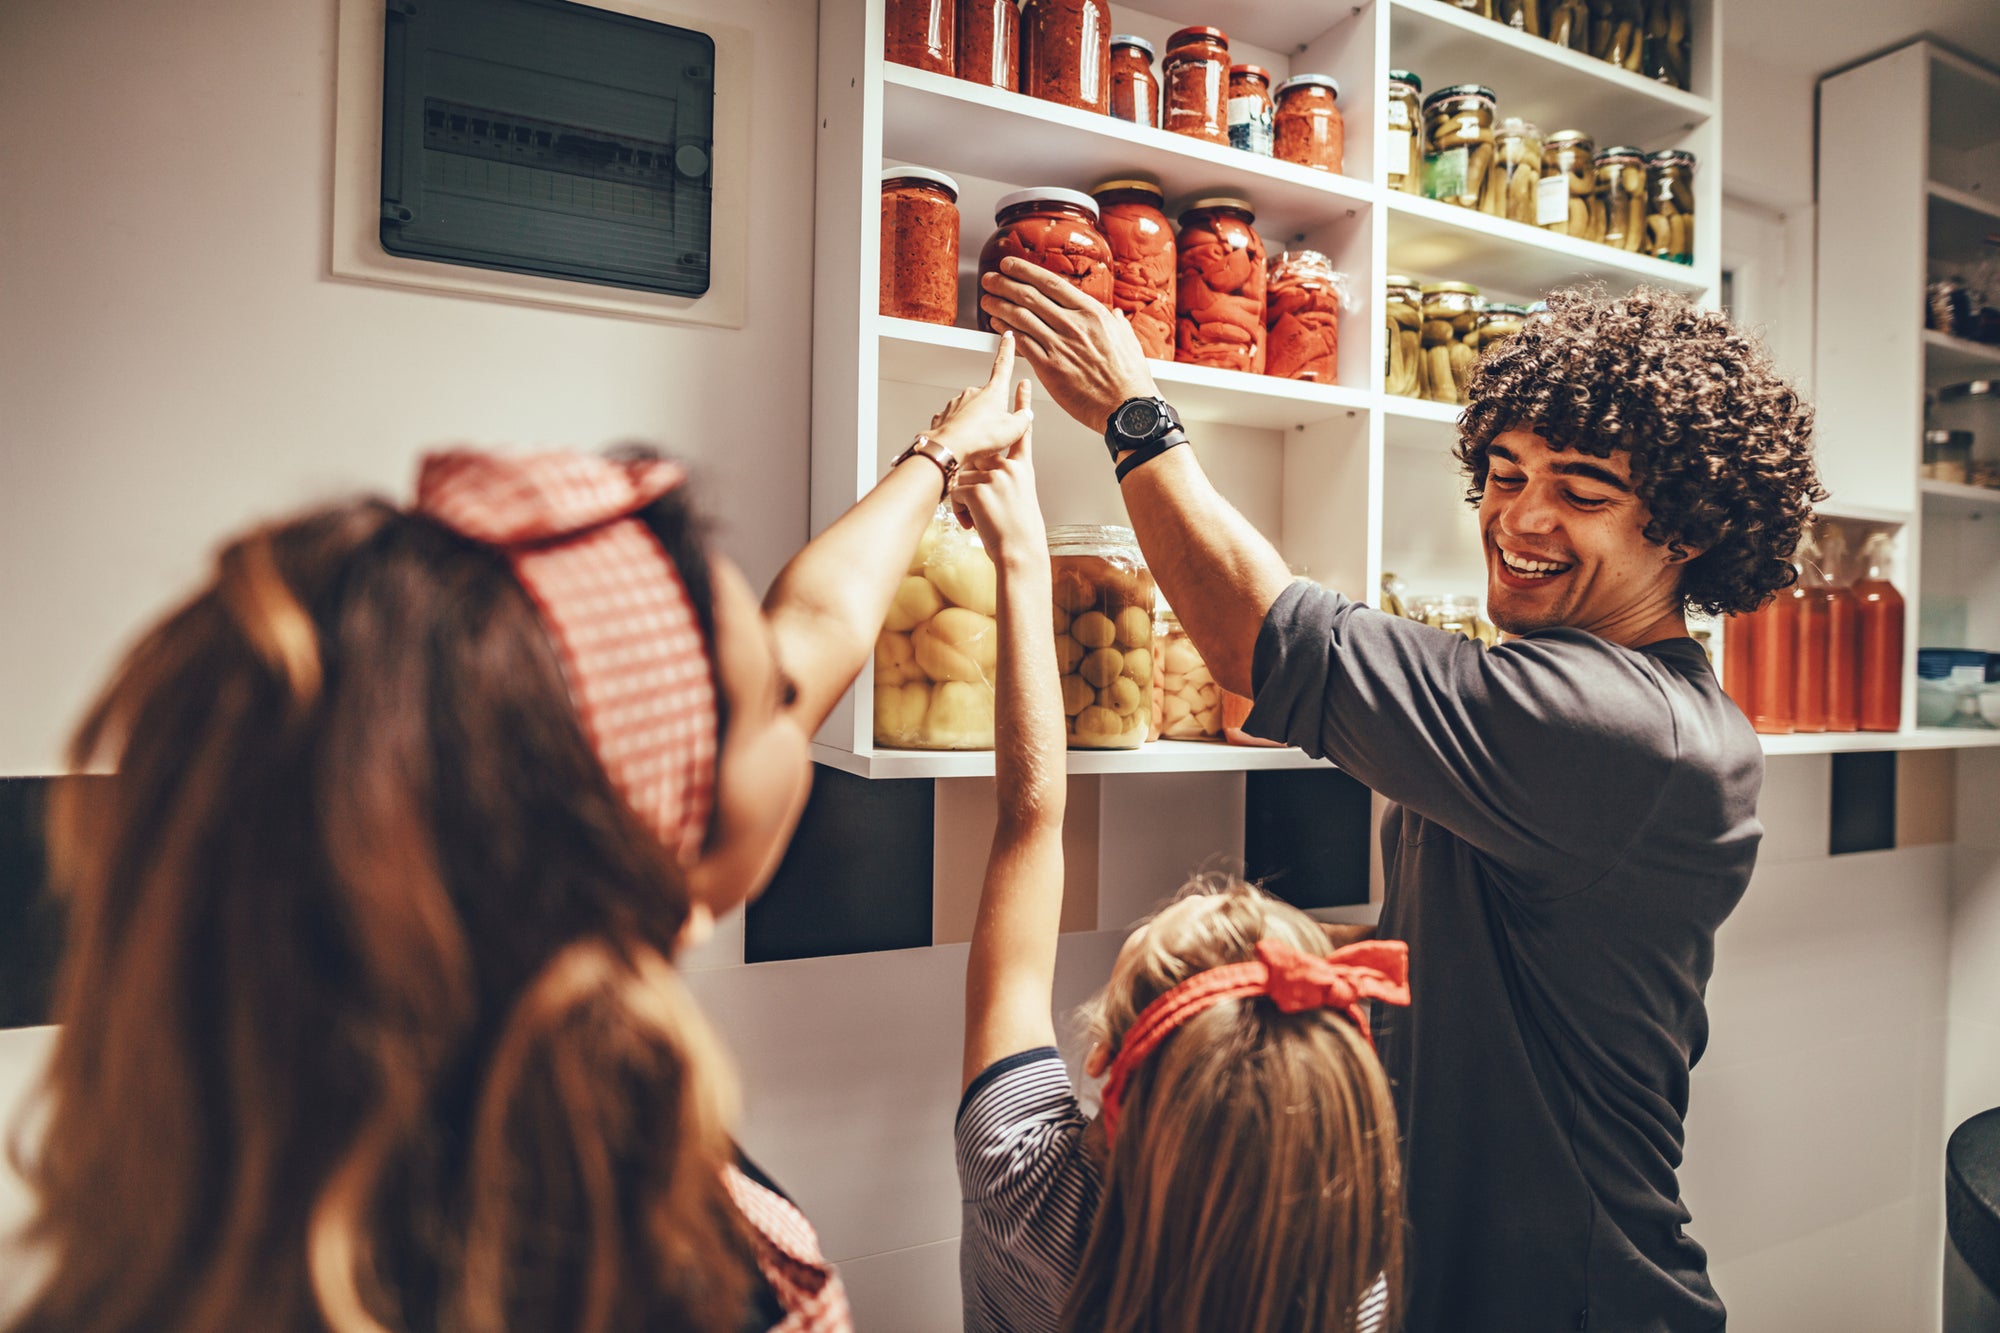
[1925,330,2000,385]
[1921,479,2000,516]
[1384,191,1708,301]
[1815,498,1914,525]
[812,740,1331,780]
[1927,181,2000,262]
[1759,728,2000,755]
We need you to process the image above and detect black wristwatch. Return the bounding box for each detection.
[1104,395,1189,481]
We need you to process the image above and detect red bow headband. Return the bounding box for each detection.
[415,450,719,858]
[1097,937,1411,1143]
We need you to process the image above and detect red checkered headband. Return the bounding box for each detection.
[415,450,719,859]
[1097,937,1411,1143]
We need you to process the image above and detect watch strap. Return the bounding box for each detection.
[894,434,959,497]
[1114,432,1188,483]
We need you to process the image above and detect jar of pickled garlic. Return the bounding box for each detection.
[977,188,1115,332]
[1227,64,1275,156]
[1385,70,1423,193]
[879,167,960,326]
[955,0,1019,91]
[1264,250,1347,383]
[875,504,999,749]
[1050,525,1155,750]
[1597,146,1647,252]
[1476,303,1528,353]
[1384,275,1424,398]
[1539,130,1604,241]
[1419,281,1481,405]
[1092,178,1176,361]
[1109,34,1159,127]
[1273,74,1344,174]
[1162,26,1230,144]
[1151,607,1223,741]
[1020,0,1111,114]
[886,0,954,74]
[1644,149,1695,263]
[1176,197,1266,373]
[1422,84,1499,210]
[1494,118,1543,223]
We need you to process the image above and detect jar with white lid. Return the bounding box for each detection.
[977,187,1114,332]
[879,166,960,326]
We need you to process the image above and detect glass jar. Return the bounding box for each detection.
[1384,275,1424,398]
[1420,281,1481,405]
[1154,608,1222,740]
[1544,0,1590,49]
[1228,64,1276,156]
[1109,35,1159,127]
[1162,26,1230,145]
[886,0,954,74]
[1422,84,1499,211]
[977,188,1115,332]
[1449,0,1497,18]
[1274,74,1345,174]
[1050,525,1156,749]
[1385,70,1423,193]
[1020,0,1111,114]
[1644,0,1691,87]
[1499,0,1541,31]
[1476,303,1528,353]
[1595,0,1645,72]
[1644,149,1695,264]
[1176,197,1266,373]
[1540,131,1604,241]
[955,0,1019,91]
[879,167,961,327]
[1092,179,1177,360]
[1494,118,1543,224]
[1264,250,1347,383]
[1597,146,1647,252]
[1413,594,1499,646]
[1923,429,1974,485]
[875,504,998,749]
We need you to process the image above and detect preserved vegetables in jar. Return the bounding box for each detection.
[1227,64,1275,156]
[1820,527,1861,732]
[1853,534,1905,732]
[1162,26,1230,144]
[1644,149,1695,263]
[1050,525,1156,749]
[1450,0,1497,18]
[1593,0,1646,72]
[1274,74,1345,174]
[1495,118,1543,224]
[1420,282,1480,405]
[1385,71,1423,193]
[1264,249,1347,383]
[1092,179,1176,360]
[1597,146,1647,252]
[1544,0,1590,49]
[1499,0,1541,31]
[1476,303,1528,353]
[1021,0,1111,114]
[1154,608,1221,740]
[886,0,954,75]
[1176,197,1266,373]
[1540,131,1604,242]
[1109,35,1159,127]
[879,167,960,326]
[1384,276,1424,398]
[955,0,1019,91]
[875,505,998,749]
[1645,0,1691,88]
[1422,84,1499,211]
[978,188,1115,331]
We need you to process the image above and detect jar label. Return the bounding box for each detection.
[1424,147,1468,200]
[1227,96,1273,155]
[1535,173,1569,226]
[1386,100,1410,129]
[1384,128,1412,177]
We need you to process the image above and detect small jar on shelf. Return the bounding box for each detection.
[1264,250,1347,383]
[1051,525,1156,750]
[1643,0,1691,87]
[1162,26,1230,145]
[1273,74,1345,174]
[1154,606,1222,741]
[879,167,961,327]
[1176,197,1267,373]
[1593,0,1646,72]
[1597,146,1648,252]
[1109,34,1159,127]
[1540,131,1605,242]
[1384,276,1424,398]
[1092,178,1177,360]
[1227,64,1276,156]
[1495,118,1543,224]
[1422,84,1499,211]
[1476,303,1529,353]
[886,0,954,75]
[977,188,1115,331]
[1020,0,1112,114]
[1499,0,1541,32]
[1644,149,1696,263]
[954,0,1019,91]
[1544,0,1590,50]
[1385,70,1423,193]
[1420,281,1481,405]
[875,505,999,750]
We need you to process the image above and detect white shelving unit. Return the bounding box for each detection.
[815,0,1726,778]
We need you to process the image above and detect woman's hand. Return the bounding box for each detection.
[949,381,1046,565]
[927,332,1035,460]
[979,258,1160,432]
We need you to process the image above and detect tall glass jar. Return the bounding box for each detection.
[1227,64,1276,156]
[1050,525,1156,749]
[1476,303,1528,353]
[1597,146,1647,252]
[1093,179,1176,360]
[1265,250,1347,383]
[954,0,1019,91]
[886,0,954,74]
[1595,0,1645,72]
[1450,0,1497,18]
[875,505,998,749]
[1154,607,1221,740]
[1274,74,1345,174]
[1495,118,1543,223]
[1644,0,1691,88]
[1109,35,1159,127]
[1162,26,1230,144]
[1385,70,1423,193]
[879,167,960,326]
[1544,0,1590,49]
[1499,0,1541,31]
[1176,197,1266,373]
[1020,0,1111,114]
[1540,131,1604,241]
[1644,149,1695,263]
[1420,281,1481,405]
[1422,84,1499,211]
[977,188,1115,331]
[1384,275,1424,398]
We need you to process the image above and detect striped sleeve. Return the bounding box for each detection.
[955,1048,1103,1333]
[1357,1273,1389,1333]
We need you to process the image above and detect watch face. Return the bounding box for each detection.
[1116,399,1164,440]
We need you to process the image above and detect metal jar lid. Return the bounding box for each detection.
[994,186,1101,221]
[1231,63,1273,82]
[1166,25,1229,50]
[1385,273,1419,289]
[1647,149,1697,169]
[1595,145,1646,163]
[1110,34,1155,58]
[1423,84,1498,112]
[1090,178,1165,202]
[1181,196,1257,222]
[1388,69,1422,93]
[880,165,960,198]
[1276,73,1341,101]
[1421,280,1481,296]
[1546,129,1595,149]
[1939,380,1999,401]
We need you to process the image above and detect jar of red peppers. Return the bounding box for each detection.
[1109,35,1159,128]
[1162,26,1230,145]
[978,188,1114,331]
[954,0,1019,91]
[880,167,961,327]
[1274,74,1345,174]
[1091,179,1176,361]
[886,0,954,75]
[1020,0,1112,114]
[1176,197,1266,374]
[1264,250,1348,383]
[1227,64,1275,156]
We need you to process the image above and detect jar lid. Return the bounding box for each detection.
[880,165,959,197]
[1423,84,1497,111]
[1048,523,1141,553]
[1385,273,1419,288]
[1388,69,1422,92]
[1271,248,1333,268]
[1940,380,1999,401]
[994,186,1101,221]
[1595,146,1646,162]
[1276,73,1341,100]
[1090,178,1165,201]
[1110,34,1155,58]
[1180,196,1256,222]
[1421,281,1481,296]
[1498,116,1540,136]
[1647,149,1697,168]
[1232,63,1272,81]
[1545,129,1595,147]
[1166,25,1229,48]
[1480,303,1530,316]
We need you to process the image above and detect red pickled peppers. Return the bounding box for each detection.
[1176,200,1266,373]
[1094,183,1176,360]
[1264,250,1345,382]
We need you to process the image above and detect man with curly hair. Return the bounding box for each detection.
[979,267,1822,1332]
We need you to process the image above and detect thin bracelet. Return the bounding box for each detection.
[1115,435,1187,482]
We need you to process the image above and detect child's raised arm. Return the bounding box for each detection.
[951,382,1069,1093]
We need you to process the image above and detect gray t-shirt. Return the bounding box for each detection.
[1245,580,1762,1333]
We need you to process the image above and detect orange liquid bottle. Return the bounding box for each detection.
[1818,527,1860,732]
[1749,593,1797,734]
[1852,533,1905,732]
[1789,535,1828,733]
[1722,612,1756,718]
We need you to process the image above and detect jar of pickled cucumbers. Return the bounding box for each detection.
[1385,275,1424,398]
[1596,146,1647,252]
[1540,130,1603,241]
[1645,149,1695,264]
[1050,525,1156,749]
[1595,0,1646,73]
[1499,0,1541,31]
[1153,606,1221,740]
[1420,281,1481,405]
[1494,118,1543,224]
[1385,70,1423,194]
[1422,84,1498,210]
[1644,0,1691,88]
[1476,303,1528,353]
[875,504,999,749]
[1448,0,1497,18]
[1545,0,1589,47]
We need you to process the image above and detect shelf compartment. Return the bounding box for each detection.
[1384,191,1707,301]
[1816,498,1914,525]
[1927,181,2000,262]
[1386,0,1713,150]
[1760,728,2000,755]
[1921,479,2000,516]
[1925,329,2000,385]
[812,739,1330,779]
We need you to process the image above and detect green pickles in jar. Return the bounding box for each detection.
[1597,146,1647,252]
[1419,281,1480,405]
[1385,275,1423,398]
[1476,303,1529,353]
[1499,0,1541,32]
[1644,0,1692,88]
[1544,0,1589,49]
[1540,131,1604,242]
[1422,84,1498,211]
[1495,118,1543,224]
[1645,150,1695,263]
[1385,70,1423,195]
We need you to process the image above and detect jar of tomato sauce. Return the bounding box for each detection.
[1227,64,1275,156]
[1109,34,1159,127]
[1091,178,1176,360]
[1176,197,1266,373]
[977,188,1115,332]
[1274,74,1344,173]
[880,167,960,327]
[954,0,1019,91]
[886,0,954,75]
[1020,0,1112,114]
[1162,26,1229,144]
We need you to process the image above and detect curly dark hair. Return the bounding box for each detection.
[1454,286,1823,617]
